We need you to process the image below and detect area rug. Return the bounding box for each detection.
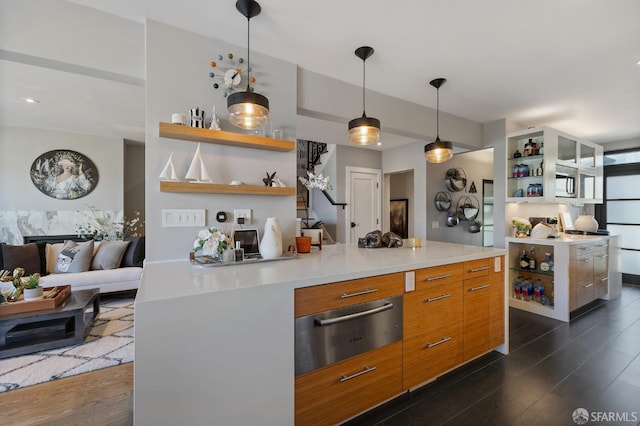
[0,294,134,392]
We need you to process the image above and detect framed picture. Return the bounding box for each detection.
[390,199,408,238]
[30,149,99,200]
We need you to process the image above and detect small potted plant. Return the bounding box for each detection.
[23,273,43,301]
[512,217,532,238]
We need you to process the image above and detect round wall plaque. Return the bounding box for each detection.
[30,149,99,200]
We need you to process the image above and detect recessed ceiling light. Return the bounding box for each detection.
[377,142,382,146]
[24,98,40,104]
[637,59,640,65]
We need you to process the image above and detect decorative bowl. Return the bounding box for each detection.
[530,223,551,239]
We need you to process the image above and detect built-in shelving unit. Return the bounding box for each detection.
[159,122,295,152]
[158,122,296,196]
[160,181,294,196]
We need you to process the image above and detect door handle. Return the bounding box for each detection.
[351,222,356,228]
[340,366,376,383]
[314,302,394,326]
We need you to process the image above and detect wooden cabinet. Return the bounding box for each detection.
[295,341,403,426]
[158,122,296,196]
[294,273,404,317]
[294,256,506,424]
[403,263,464,389]
[463,257,504,362]
[569,241,610,310]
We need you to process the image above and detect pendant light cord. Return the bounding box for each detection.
[436,87,440,138]
[362,59,366,116]
[246,16,251,91]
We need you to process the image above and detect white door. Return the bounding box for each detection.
[346,167,382,243]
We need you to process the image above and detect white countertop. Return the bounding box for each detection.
[137,241,506,304]
[505,232,615,246]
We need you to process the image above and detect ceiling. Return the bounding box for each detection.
[4,0,640,147]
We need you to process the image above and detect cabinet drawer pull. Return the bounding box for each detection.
[340,366,376,383]
[425,336,452,349]
[468,284,491,292]
[577,247,591,251]
[598,255,609,259]
[425,273,452,282]
[341,288,377,299]
[468,266,490,273]
[583,283,594,288]
[600,277,609,282]
[425,293,452,303]
[579,259,591,262]
[315,302,393,326]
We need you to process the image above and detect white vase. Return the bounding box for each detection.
[574,215,598,232]
[23,286,43,301]
[260,217,283,259]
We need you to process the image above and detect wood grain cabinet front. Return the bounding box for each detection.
[294,273,404,317]
[295,341,403,426]
[463,257,505,362]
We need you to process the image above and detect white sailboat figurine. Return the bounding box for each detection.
[159,152,178,181]
[184,143,213,183]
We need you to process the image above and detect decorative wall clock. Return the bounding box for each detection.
[30,149,98,200]
[208,52,256,98]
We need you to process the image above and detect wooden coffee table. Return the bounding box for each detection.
[0,289,100,359]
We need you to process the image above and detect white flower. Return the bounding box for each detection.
[193,227,228,257]
[298,171,332,191]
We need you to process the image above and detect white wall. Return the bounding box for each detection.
[382,141,427,239]
[145,21,297,261]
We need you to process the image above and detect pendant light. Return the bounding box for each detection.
[348,46,380,145]
[227,0,269,130]
[424,78,453,163]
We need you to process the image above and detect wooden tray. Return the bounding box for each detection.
[0,285,71,316]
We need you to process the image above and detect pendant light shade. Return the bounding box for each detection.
[227,0,269,130]
[424,78,453,163]
[348,46,380,145]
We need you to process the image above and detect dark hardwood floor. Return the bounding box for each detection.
[346,285,640,426]
[2,286,638,425]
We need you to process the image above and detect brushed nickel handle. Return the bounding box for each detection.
[468,284,491,292]
[425,294,452,303]
[583,283,594,288]
[425,336,452,349]
[315,302,393,326]
[600,277,609,282]
[468,266,490,273]
[341,288,378,299]
[340,366,376,383]
[579,259,591,262]
[425,273,452,282]
[598,255,609,258]
[577,247,591,251]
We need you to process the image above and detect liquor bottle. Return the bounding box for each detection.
[520,250,530,269]
[534,279,542,303]
[529,247,536,270]
[540,253,554,272]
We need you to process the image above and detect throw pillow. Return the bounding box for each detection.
[91,240,130,270]
[54,240,94,274]
[46,243,64,274]
[122,236,145,267]
[1,243,41,275]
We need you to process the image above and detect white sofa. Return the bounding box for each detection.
[1,235,144,294]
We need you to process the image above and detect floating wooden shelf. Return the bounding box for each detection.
[159,122,295,152]
[160,181,295,196]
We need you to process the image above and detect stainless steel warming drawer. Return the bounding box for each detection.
[294,295,403,376]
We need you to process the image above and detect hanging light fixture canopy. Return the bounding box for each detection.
[348,46,380,145]
[424,78,453,163]
[227,0,269,130]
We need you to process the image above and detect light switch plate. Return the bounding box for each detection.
[405,271,415,292]
[494,256,502,272]
[162,209,206,227]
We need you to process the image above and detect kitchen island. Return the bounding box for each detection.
[505,233,622,321]
[134,241,506,425]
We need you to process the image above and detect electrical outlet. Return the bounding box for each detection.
[234,209,252,225]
